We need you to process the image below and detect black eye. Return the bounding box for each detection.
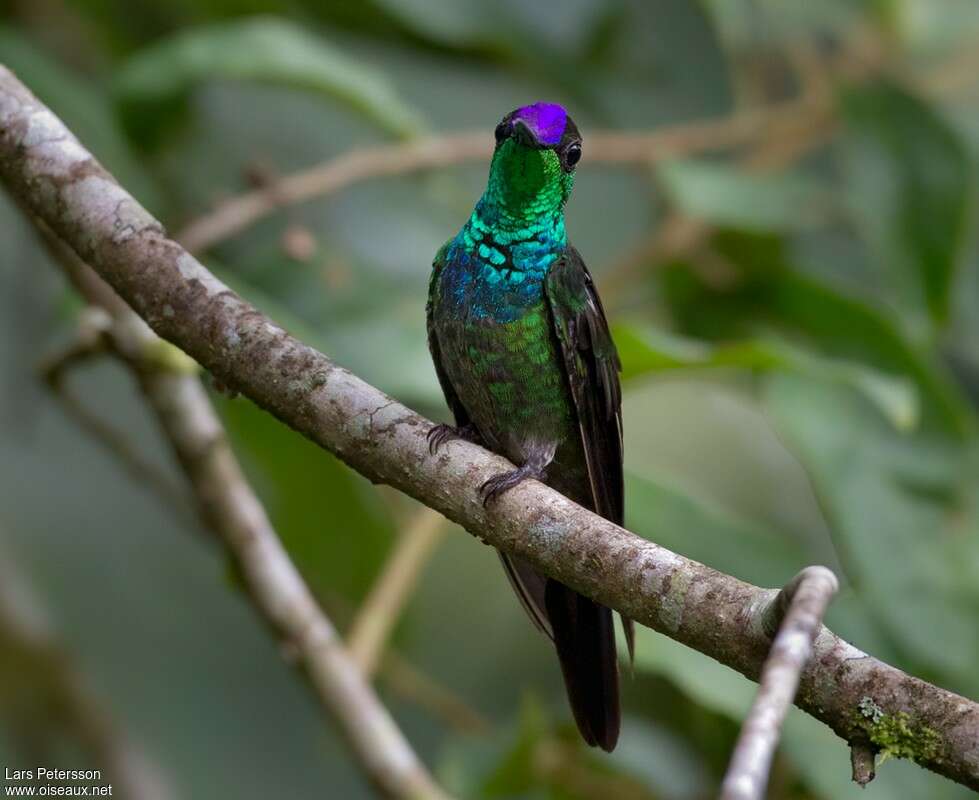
[564,142,582,168]
[495,122,509,143]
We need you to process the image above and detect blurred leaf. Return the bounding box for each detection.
[658,159,831,232]
[216,395,394,602]
[370,0,603,55]
[888,0,979,55]
[766,373,979,692]
[841,80,972,327]
[0,27,161,211]
[438,696,680,800]
[771,268,974,435]
[660,231,975,436]
[114,16,423,147]
[436,698,563,800]
[370,0,499,48]
[625,472,806,588]
[615,325,918,430]
[633,630,755,719]
[607,716,712,800]
[621,375,843,578]
[480,698,549,798]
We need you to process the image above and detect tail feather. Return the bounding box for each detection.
[544,579,620,751]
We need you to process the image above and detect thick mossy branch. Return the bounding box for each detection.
[1,66,978,791]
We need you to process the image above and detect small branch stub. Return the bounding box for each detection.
[851,741,877,788]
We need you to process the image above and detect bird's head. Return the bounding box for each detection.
[484,102,581,215]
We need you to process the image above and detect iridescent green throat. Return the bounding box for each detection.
[456,140,574,277]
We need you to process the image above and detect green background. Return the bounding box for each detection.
[1,1,978,798]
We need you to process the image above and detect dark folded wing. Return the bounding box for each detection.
[544,245,624,524]
[545,245,633,660]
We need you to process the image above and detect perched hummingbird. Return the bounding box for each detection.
[426,102,630,751]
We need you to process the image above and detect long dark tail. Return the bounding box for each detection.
[545,579,620,751]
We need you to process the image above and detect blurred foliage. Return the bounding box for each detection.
[1,1,978,798]
[114,17,424,148]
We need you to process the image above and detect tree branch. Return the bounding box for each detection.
[2,65,978,791]
[721,567,840,800]
[28,221,451,799]
[38,314,198,529]
[175,96,828,253]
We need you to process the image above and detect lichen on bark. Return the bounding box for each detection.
[854,696,942,764]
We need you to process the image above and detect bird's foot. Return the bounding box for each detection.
[480,463,546,507]
[427,422,481,455]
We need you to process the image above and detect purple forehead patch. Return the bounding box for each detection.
[512,102,567,146]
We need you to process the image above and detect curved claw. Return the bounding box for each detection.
[427,422,479,455]
[427,424,454,455]
[479,465,546,507]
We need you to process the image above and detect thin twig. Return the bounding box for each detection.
[325,586,493,735]
[600,214,710,306]
[173,35,973,260]
[30,225,452,800]
[379,650,491,735]
[348,506,447,677]
[720,566,840,800]
[38,318,198,529]
[601,84,837,306]
[176,96,827,253]
[41,252,476,749]
[4,67,979,791]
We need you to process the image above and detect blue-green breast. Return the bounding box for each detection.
[431,234,590,500]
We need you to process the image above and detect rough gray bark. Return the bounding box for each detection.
[1,65,977,790]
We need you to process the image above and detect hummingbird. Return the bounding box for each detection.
[426,102,630,751]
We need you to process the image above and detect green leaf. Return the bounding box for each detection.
[370,0,499,48]
[660,232,975,436]
[435,698,566,799]
[658,159,831,232]
[766,373,979,692]
[480,698,550,798]
[114,17,423,147]
[626,472,808,589]
[607,717,713,800]
[841,80,972,326]
[621,375,842,580]
[615,325,918,430]
[773,269,974,435]
[633,630,756,720]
